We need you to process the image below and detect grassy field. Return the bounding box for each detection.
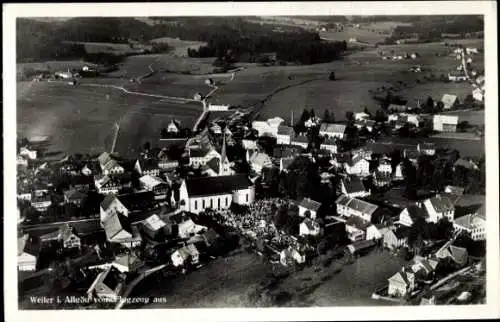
[17,80,203,158]
[17,60,91,79]
[129,248,405,308]
[62,41,152,55]
[320,27,387,44]
[150,37,206,57]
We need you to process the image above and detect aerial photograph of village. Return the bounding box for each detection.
[15,13,488,309]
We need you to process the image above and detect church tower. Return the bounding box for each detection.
[219,129,232,175]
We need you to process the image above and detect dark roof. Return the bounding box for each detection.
[204,157,220,173]
[158,138,188,150]
[428,194,454,213]
[185,175,253,197]
[406,205,429,221]
[299,198,322,212]
[118,192,155,211]
[292,135,309,143]
[189,147,211,158]
[321,137,337,146]
[345,216,371,230]
[64,189,87,200]
[138,158,159,171]
[273,146,302,158]
[342,176,366,193]
[21,235,41,256]
[101,194,118,211]
[277,125,295,136]
[394,226,410,239]
[102,266,122,290]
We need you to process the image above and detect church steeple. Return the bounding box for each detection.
[219,127,230,175]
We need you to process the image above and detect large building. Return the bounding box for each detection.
[319,123,347,139]
[433,115,459,132]
[178,175,255,214]
[336,194,379,222]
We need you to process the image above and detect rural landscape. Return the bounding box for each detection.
[16,14,487,310]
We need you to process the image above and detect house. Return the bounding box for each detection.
[95,175,123,195]
[178,218,207,239]
[354,112,370,121]
[279,157,295,173]
[388,269,415,297]
[411,256,439,279]
[319,123,346,139]
[178,175,255,214]
[290,134,309,149]
[19,146,37,160]
[372,171,392,188]
[417,142,436,156]
[423,194,455,223]
[448,71,468,82]
[242,138,258,150]
[63,189,87,206]
[157,150,179,170]
[276,125,295,145]
[365,120,376,132]
[17,155,28,167]
[299,218,322,236]
[406,114,421,127]
[436,245,468,267]
[87,266,124,301]
[31,193,52,212]
[135,158,160,176]
[320,137,338,153]
[444,185,465,196]
[352,147,373,161]
[280,247,306,266]
[100,194,130,225]
[210,123,222,134]
[167,119,180,133]
[102,211,142,248]
[382,227,409,249]
[466,47,479,54]
[298,198,322,219]
[140,214,167,240]
[347,239,376,255]
[112,253,143,273]
[472,86,484,102]
[246,151,273,175]
[97,152,124,175]
[453,158,480,171]
[336,194,379,222]
[454,212,485,241]
[18,234,40,271]
[272,145,302,159]
[251,117,284,137]
[58,224,81,249]
[399,204,429,227]
[441,94,459,110]
[208,104,230,111]
[403,147,419,164]
[304,116,321,128]
[341,176,370,198]
[377,160,392,173]
[188,147,221,168]
[345,155,370,177]
[392,163,404,181]
[343,216,370,242]
[139,175,168,199]
[171,244,200,267]
[366,225,383,241]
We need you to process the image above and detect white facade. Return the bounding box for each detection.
[423,199,454,223]
[473,87,484,102]
[189,149,221,168]
[291,140,308,149]
[277,133,292,145]
[299,220,321,236]
[346,159,371,177]
[18,253,37,271]
[433,115,459,132]
[341,180,370,199]
[377,162,392,173]
[208,104,230,111]
[299,206,318,220]
[366,225,382,240]
[320,143,337,153]
[20,147,37,160]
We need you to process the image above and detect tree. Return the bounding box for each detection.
[436,101,444,111]
[274,205,289,230]
[426,96,434,109]
[329,71,336,81]
[160,128,168,138]
[323,109,331,123]
[363,106,370,116]
[299,109,310,125]
[310,108,316,119]
[345,111,354,122]
[142,141,151,151]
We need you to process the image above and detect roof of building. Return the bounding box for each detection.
[292,134,309,144]
[345,215,371,231]
[97,152,120,171]
[139,175,166,188]
[405,204,429,221]
[142,214,167,232]
[137,158,159,171]
[101,266,122,291]
[103,212,132,240]
[185,175,253,197]
[419,142,436,150]
[441,94,458,108]
[280,157,295,170]
[349,154,368,166]
[342,176,366,194]
[202,157,220,174]
[321,137,337,146]
[277,125,295,136]
[319,123,346,134]
[114,253,142,269]
[189,147,212,158]
[394,226,410,239]
[388,271,411,285]
[58,224,79,241]
[118,192,155,211]
[63,189,88,201]
[388,104,408,111]
[454,158,479,170]
[101,193,118,211]
[301,218,320,231]
[299,198,322,212]
[335,194,378,215]
[249,151,272,168]
[273,146,302,158]
[434,114,459,124]
[373,171,392,182]
[427,194,455,213]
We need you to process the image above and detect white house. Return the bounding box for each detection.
[377,160,392,173]
[246,151,273,175]
[298,198,322,219]
[441,94,459,110]
[388,270,415,297]
[466,47,479,54]
[319,123,347,139]
[135,158,160,177]
[336,194,379,222]
[291,134,309,149]
[454,211,485,241]
[354,112,370,121]
[242,138,258,150]
[178,218,207,239]
[208,104,230,111]
[472,86,484,102]
[171,244,200,267]
[100,194,129,226]
[19,146,37,160]
[97,152,124,175]
[94,175,123,195]
[251,117,284,137]
[18,234,39,271]
[276,125,295,145]
[392,163,404,181]
[366,225,383,241]
[178,175,255,214]
[345,155,371,177]
[299,218,321,236]
[167,120,180,133]
[433,114,459,132]
[320,138,337,153]
[188,147,221,168]
[139,175,168,199]
[423,194,455,223]
[280,247,306,266]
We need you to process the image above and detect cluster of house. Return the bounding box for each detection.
[381,52,420,60]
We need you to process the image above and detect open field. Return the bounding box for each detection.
[62,41,152,55]
[397,82,474,103]
[125,73,212,98]
[17,60,91,79]
[17,80,202,158]
[320,28,387,44]
[129,248,405,308]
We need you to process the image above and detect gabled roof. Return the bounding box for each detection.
[64,189,87,200]
[101,193,118,211]
[405,204,429,221]
[349,155,368,166]
[137,158,159,171]
[114,253,141,269]
[301,218,320,231]
[454,158,479,170]
[280,157,295,170]
[98,152,120,171]
[342,176,366,194]
[249,151,272,168]
[189,147,212,158]
[139,175,166,188]
[419,142,436,150]
[427,194,454,213]
[394,226,410,239]
[441,94,458,108]
[103,212,132,240]
[142,214,167,232]
[58,224,79,241]
[277,125,295,136]
[203,157,220,174]
[319,123,346,134]
[185,175,253,197]
[292,134,309,144]
[321,137,337,146]
[19,234,41,257]
[299,198,322,212]
[388,271,410,285]
[335,194,378,215]
[345,215,371,231]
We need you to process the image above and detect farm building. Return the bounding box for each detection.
[341,176,370,198]
[299,218,322,237]
[276,125,295,145]
[320,137,338,153]
[252,117,284,137]
[97,152,124,176]
[246,151,272,175]
[298,198,322,220]
[440,94,459,110]
[454,213,486,241]
[208,104,230,111]
[87,266,124,302]
[319,123,346,139]
[345,155,370,177]
[398,204,429,227]
[291,134,309,149]
[448,72,468,82]
[433,114,459,132]
[423,194,455,223]
[387,270,416,297]
[336,194,379,222]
